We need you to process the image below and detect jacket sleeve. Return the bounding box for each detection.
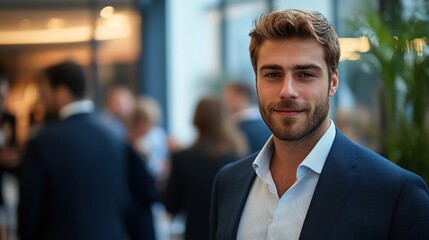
[209,170,221,240]
[390,173,429,239]
[18,139,48,240]
[162,154,183,215]
[126,144,159,205]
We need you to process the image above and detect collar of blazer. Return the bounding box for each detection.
[300,130,357,239]
[219,129,358,239]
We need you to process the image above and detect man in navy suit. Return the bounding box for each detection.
[18,61,157,239]
[210,9,429,240]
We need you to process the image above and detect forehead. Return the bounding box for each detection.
[257,38,327,71]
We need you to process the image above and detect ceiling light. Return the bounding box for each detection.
[100,6,115,19]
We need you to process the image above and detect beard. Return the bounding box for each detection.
[259,94,330,142]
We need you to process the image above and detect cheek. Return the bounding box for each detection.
[256,82,273,101]
[311,88,330,109]
[256,88,267,106]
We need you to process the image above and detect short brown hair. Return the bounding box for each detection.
[249,9,340,75]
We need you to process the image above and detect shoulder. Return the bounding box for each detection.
[171,147,201,163]
[333,129,425,186]
[215,152,257,183]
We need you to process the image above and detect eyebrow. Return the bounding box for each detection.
[293,64,323,72]
[259,63,323,72]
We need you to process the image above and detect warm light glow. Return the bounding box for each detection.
[47,18,65,29]
[0,27,92,44]
[96,14,131,40]
[412,38,426,56]
[19,19,31,29]
[340,52,362,61]
[0,12,132,45]
[339,37,370,61]
[100,6,115,19]
[340,37,370,53]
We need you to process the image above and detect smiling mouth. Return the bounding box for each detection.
[274,109,304,117]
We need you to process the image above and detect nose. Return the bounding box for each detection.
[279,73,298,99]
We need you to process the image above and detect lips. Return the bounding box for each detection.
[274,109,305,117]
[268,100,309,117]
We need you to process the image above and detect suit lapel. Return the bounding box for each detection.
[229,157,257,239]
[299,130,357,240]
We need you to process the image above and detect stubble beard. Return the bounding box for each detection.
[259,95,330,142]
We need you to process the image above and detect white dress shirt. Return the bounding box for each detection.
[237,120,336,240]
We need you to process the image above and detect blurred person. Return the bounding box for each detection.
[100,83,135,140]
[18,60,157,240]
[163,96,248,240]
[210,9,429,240]
[128,96,171,240]
[0,70,19,176]
[223,81,271,153]
[125,145,159,240]
[0,68,20,239]
[128,96,169,183]
[27,84,62,140]
[0,71,19,169]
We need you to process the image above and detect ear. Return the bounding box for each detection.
[329,69,339,97]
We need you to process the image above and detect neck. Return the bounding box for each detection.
[270,118,331,197]
[274,118,330,162]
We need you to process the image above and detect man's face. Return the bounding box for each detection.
[256,38,338,141]
[39,77,59,117]
[107,88,135,120]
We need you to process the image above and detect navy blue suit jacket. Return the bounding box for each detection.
[210,129,429,240]
[18,113,155,240]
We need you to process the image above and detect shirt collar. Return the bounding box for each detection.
[253,120,336,179]
[59,100,94,119]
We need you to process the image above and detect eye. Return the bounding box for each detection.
[297,72,315,78]
[264,72,281,79]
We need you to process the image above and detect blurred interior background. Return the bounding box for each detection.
[0,0,428,239]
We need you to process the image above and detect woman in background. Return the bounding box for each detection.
[163,96,248,240]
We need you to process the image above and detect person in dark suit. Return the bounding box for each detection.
[223,81,271,153]
[0,70,19,205]
[18,60,157,240]
[0,66,20,239]
[163,96,248,240]
[210,9,429,240]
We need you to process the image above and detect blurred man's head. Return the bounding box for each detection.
[104,84,135,122]
[223,81,256,114]
[40,60,87,116]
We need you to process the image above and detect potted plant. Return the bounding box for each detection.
[349,0,429,183]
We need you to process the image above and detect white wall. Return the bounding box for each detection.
[166,0,222,146]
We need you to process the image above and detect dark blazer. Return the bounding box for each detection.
[0,111,17,206]
[238,118,271,154]
[210,129,429,240]
[18,113,153,240]
[126,145,158,240]
[163,143,239,240]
